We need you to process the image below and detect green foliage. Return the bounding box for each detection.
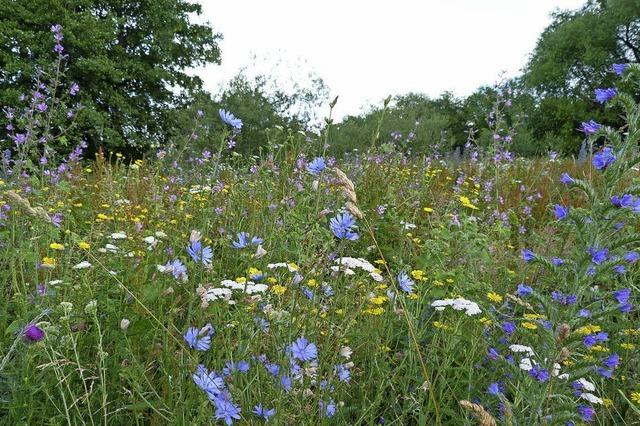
[522,0,640,152]
[330,92,467,156]
[0,0,222,155]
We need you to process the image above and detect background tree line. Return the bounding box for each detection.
[1,0,639,158]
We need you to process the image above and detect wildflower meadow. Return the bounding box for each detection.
[2,17,640,426]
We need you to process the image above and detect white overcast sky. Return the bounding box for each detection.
[193,0,585,120]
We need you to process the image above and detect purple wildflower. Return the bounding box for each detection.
[595,88,617,104]
[23,324,45,342]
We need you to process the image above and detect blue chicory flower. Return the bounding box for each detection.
[329,212,359,241]
[184,324,214,351]
[213,396,242,425]
[397,271,414,294]
[289,337,318,362]
[186,240,213,266]
[219,109,243,131]
[307,157,326,175]
[253,403,276,422]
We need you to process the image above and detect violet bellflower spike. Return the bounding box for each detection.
[593,147,616,170]
[487,382,501,395]
[184,324,214,351]
[595,87,618,104]
[329,212,359,241]
[589,247,608,265]
[23,324,45,342]
[613,288,631,304]
[612,63,628,75]
[528,364,549,382]
[397,271,414,294]
[580,120,602,135]
[554,204,569,220]
[517,283,533,297]
[521,249,535,262]
[578,405,595,422]
[602,353,620,370]
[502,322,516,336]
[69,82,79,96]
[306,157,326,175]
[218,109,243,131]
[560,172,574,184]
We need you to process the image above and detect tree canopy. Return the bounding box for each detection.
[0,0,222,154]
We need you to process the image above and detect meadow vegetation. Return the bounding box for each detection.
[2,3,640,425]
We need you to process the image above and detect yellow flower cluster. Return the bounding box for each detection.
[459,195,479,210]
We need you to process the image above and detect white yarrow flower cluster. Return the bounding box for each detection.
[431,298,481,316]
[332,257,384,282]
[509,344,535,357]
[267,262,299,272]
[220,280,268,294]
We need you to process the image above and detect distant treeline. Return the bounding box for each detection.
[0,0,638,158]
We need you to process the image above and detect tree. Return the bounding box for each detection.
[0,0,221,155]
[525,0,640,97]
[522,0,640,153]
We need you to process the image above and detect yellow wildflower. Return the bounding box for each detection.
[78,241,90,250]
[49,243,65,251]
[271,285,286,296]
[487,292,503,303]
[41,257,56,268]
[524,313,546,320]
[479,317,492,326]
[576,324,601,335]
[411,270,427,281]
[370,296,387,305]
[521,322,538,330]
[459,195,479,210]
